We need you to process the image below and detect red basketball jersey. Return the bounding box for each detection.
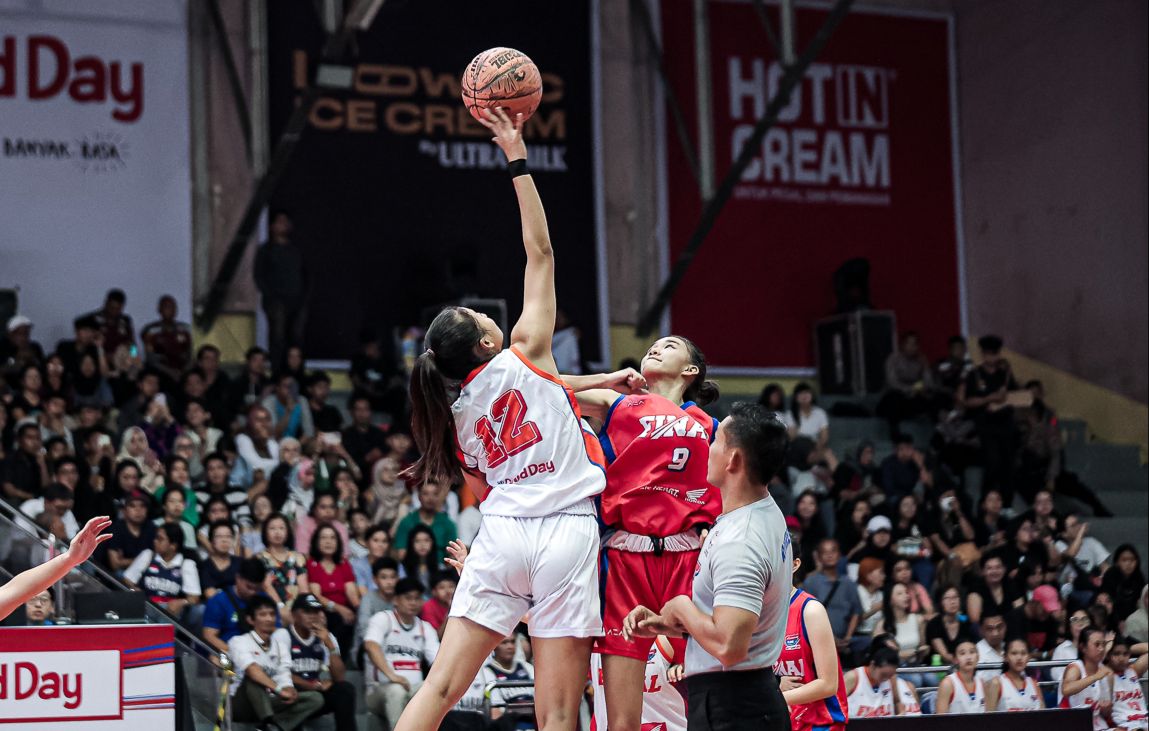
[773,589,848,730]
[598,394,721,537]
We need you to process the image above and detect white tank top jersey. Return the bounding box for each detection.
[453,348,606,518]
[847,667,896,718]
[1112,667,1147,729]
[896,677,921,716]
[1059,659,1113,731]
[364,610,439,686]
[946,673,986,714]
[997,673,1043,712]
[591,638,686,731]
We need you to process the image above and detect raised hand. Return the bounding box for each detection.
[67,516,113,567]
[478,107,527,162]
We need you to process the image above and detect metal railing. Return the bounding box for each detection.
[0,500,230,729]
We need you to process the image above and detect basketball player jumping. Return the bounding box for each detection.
[0,515,112,620]
[393,107,637,731]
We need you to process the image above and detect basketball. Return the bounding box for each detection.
[461,47,543,122]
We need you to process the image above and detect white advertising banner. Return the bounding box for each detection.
[0,0,191,348]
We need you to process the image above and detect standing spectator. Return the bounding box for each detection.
[305,372,343,434]
[355,556,399,661]
[55,315,105,381]
[229,347,271,421]
[195,345,232,426]
[85,288,136,358]
[279,594,357,731]
[195,452,251,526]
[2,422,49,503]
[199,521,244,600]
[1,315,45,386]
[258,512,307,615]
[202,558,271,655]
[968,553,1023,623]
[420,571,457,639]
[1124,585,1148,643]
[957,335,1019,503]
[140,295,193,385]
[975,611,1008,682]
[298,524,359,653]
[1005,585,1062,656]
[226,595,324,730]
[803,538,864,662]
[1102,545,1146,623]
[254,209,309,366]
[123,522,201,619]
[934,335,974,397]
[393,480,456,566]
[363,577,440,729]
[341,396,389,480]
[926,585,978,665]
[877,332,945,437]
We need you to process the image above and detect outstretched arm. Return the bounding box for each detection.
[477,108,557,373]
[0,516,113,619]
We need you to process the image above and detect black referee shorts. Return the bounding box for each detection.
[686,667,790,731]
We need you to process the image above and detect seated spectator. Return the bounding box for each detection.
[1,315,46,387]
[934,335,973,396]
[101,490,156,574]
[349,333,405,424]
[299,524,359,654]
[124,521,201,619]
[401,526,440,593]
[38,394,73,452]
[1125,585,1148,643]
[875,581,928,666]
[877,332,947,436]
[420,571,457,639]
[482,633,537,721]
[263,372,313,440]
[926,585,978,665]
[1102,545,1146,624]
[194,345,232,427]
[153,486,196,550]
[340,396,390,481]
[968,552,1023,623]
[55,315,104,381]
[203,558,271,656]
[973,489,1007,549]
[235,404,280,490]
[757,382,786,416]
[355,557,399,662]
[8,364,45,420]
[394,479,457,566]
[70,352,114,410]
[86,288,136,359]
[784,382,831,455]
[200,521,243,600]
[295,493,350,560]
[266,437,302,513]
[181,398,222,479]
[1006,584,1062,657]
[242,493,274,556]
[2,421,48,503]
[843,643,899,717]
[975,610,1007,682]
[331,467,360,522]
[935,639,987,714]
[196,496,244,560]
[831,441,881,504]
[22,589,55,626]
[879,435,924,507]
[19,483,79,540]
[117,425,165,494]
[1056,514,1109,604]
[834,498,871,564]
[1051,608,1091,682]
[114,368,161,436]
[889,558,933,617]
[155,455,199,528]
[279,345,308,394]
[364,577,440,728]
[228,346,271,423]
[194,452,251,526]
[803,538,863,663]
[347,508,372,559]
[279,594,357,731]
[140,295,193,385]
[305,371,344,434]
[258,512,307,615]
[140,395,182,460]
[227,594,324,730]
[956,335,1019,504]
[352,524,395,592]
[362,456,410,530]
[853,516,895,566]
[1000,514,1059,584]
[384,428,418,474]
[852,557,886,655]
[1057,627,1114,730]
[792,490,827,567]
[923,485,976,565]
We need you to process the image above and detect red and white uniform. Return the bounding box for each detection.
[944,673,986,714]
[895,678,921,716]
[591,636,686,731]
[846,667,895,718]
[597,394,720,659]
[1059,660,1114,731]
[773,590,848,731]
[1112,667,1147,730]
[996,673,1042,712]
[449,348,607,638]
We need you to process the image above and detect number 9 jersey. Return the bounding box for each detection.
[453,348,607,518]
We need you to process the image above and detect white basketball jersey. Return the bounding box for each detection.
[364,610,439,686]
[1112,667,1147,729]
[896,677,921,716]
[453,348,606,517]
[591,639,687,731]
[847,667,896,718]
[997,673,1043,712]
[1059,659,1113,731]
[946,673,986,714]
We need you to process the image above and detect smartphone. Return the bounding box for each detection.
[96,434,112,449]
[320,432,342,446]
[153,393,168,408]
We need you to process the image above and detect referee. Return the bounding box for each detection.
[624,402,792,731]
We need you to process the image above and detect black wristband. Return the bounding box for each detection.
[507,158,529,178]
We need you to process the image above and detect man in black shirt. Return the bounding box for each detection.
[341,396,388,480]
[254,209,309,366]
[1005,585,1062,656]
[101,490,157,575]
[306,372,344,434]
[195,345,233,426]
[958,335,1020,504]
[55,315,104,380]
[229,347,271,424]
[1,423,49,504]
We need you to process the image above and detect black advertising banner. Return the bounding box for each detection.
[267,0,602,362]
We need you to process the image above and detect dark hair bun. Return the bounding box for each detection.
[693,379,720,407]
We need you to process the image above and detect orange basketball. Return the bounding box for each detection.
[461,47,543,122]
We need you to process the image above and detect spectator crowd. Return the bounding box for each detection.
[2,293,1144,729]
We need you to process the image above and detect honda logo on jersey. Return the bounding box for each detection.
[637,414,708,440]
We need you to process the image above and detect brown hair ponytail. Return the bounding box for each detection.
[677,336,720,407]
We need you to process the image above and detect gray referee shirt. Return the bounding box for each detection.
[685,495,792,675]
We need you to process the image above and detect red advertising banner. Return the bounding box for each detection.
[659,0,963,370]
[0,624,175,729]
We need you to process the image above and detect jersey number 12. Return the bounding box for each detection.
[475,389,543,469]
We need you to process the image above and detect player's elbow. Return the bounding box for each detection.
[715,638,751,667]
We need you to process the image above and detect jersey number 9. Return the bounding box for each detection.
[474,389,543,469]
[667,447,690,472]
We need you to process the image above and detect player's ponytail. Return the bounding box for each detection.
[405,307,488,487]
[677,336,720,407]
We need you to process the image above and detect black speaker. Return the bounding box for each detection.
[814,311,897,395]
